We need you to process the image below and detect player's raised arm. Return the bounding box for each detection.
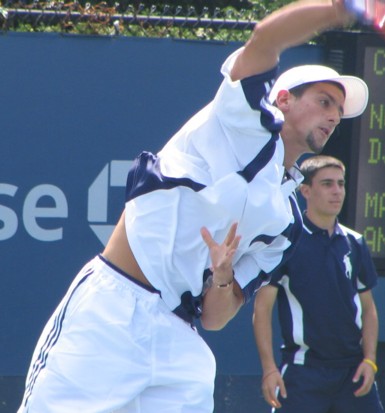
[231,0,354,81]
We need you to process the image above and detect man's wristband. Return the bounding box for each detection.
[363,358,378,373]
[213,271,235,288]
[213,278,234,288]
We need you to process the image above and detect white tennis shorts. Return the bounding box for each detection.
[18,255,216,413]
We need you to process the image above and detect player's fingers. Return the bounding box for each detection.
[354,382,370,397]
[231,233,241,249]
[200,226,216,248]
[268,392,282,409]
[262,386,280,408]
[271,399,282,409]
[224,222,238,246]
[353,363,366,383]
[279,379,287,399]
[354,373,373,397]
[262,376,284,409]
[227,235,242,256]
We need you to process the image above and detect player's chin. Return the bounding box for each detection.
[305,134,327,155]
[330,205,343,215]
[308,143,324,155]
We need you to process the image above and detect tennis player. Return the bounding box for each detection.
[18,1,369,412]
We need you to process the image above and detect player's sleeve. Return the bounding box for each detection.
[206,47,284,172]
[235,243,290,304]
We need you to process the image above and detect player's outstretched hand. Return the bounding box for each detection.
[200,223,241,285]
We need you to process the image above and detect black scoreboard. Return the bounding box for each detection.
[323,31,385,274]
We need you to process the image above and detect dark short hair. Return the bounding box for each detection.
[289,81,346,99]
[300,155,345,186]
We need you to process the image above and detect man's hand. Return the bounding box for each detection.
[261,369,287,409]
[353,360,376,397]
[200,222,241,286]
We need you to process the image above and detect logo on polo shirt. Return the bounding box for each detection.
[343,252,352,279]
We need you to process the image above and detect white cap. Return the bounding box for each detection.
[269,65,369,119]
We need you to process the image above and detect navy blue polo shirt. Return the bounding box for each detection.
[270,214,378,369]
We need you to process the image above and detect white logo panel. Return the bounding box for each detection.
[88,160,132,246]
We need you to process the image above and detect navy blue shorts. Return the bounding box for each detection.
[275,364,384,413]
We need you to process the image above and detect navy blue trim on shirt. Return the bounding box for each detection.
[279,195,303,260]
[126,151,206,202]
[240,67,284,133]
[171,269,213,326]
[249,233,276,246]
[248,191,302,249]
[173,291,202,326]
[242,271,271,304]
[237,134,278,184]
[127,139,281,202]
[240,67,277,111]
[242,195,303,303]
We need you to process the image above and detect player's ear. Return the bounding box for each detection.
[275,90,291,113]
[299,183,310,200]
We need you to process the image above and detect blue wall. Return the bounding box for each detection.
[2,31,379,384]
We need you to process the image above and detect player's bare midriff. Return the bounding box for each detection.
[102,210,154,289]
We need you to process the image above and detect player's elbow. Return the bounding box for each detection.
[200,304,242,330]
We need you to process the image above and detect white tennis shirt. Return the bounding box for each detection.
[125,48,303,311]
